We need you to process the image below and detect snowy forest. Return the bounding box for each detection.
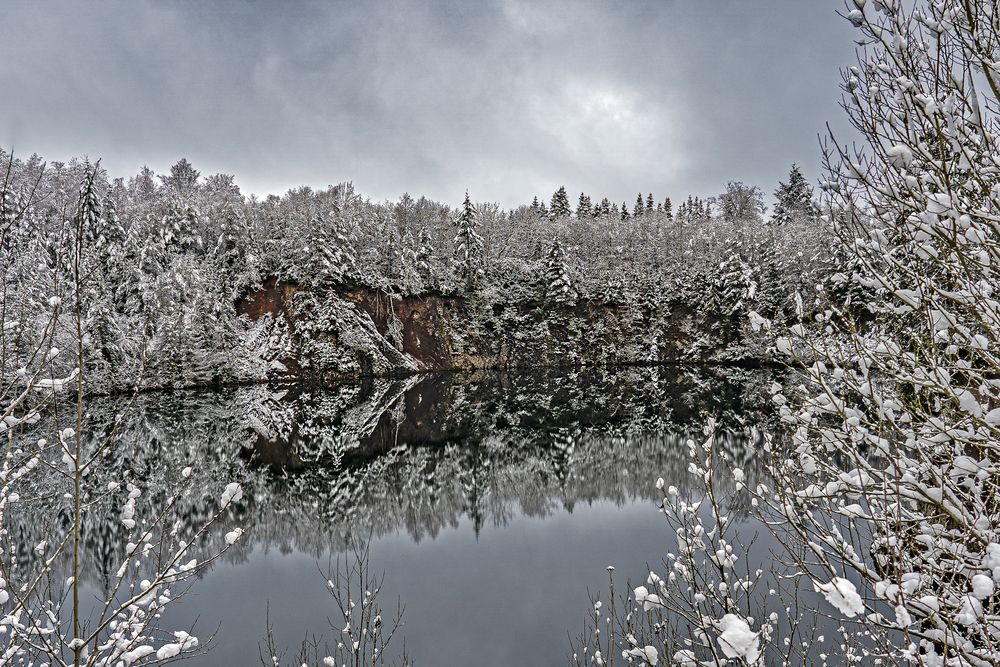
[1,150,831,393]
[3,0,1000,666]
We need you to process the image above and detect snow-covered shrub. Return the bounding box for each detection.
[261,543,411,667]
[579,1,1000,665]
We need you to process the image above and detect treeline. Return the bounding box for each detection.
[529,165,817,225]
[0,150,845,390]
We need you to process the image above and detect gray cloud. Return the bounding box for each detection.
[0,0,857,208]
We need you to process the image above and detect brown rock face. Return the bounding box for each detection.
[236,279,484,379]
[236,277,299,320]
[235,277,764,384]
[339,290,466,371]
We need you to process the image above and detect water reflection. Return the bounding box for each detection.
[17,365,779,665]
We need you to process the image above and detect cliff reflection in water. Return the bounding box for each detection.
[16,365,777,587]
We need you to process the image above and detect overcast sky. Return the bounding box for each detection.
[0,1,856,209]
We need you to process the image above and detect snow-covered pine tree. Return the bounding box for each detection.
[102,187,127,255]
[634,193,644,218]
[76,160,102,244]
[416,226,434,282]
[598,197,612,219]
[576,192,592,218]
[543,239,574,306]
[550,186,571,218]
[160,157,200,195]
[213,202,249,283]
[645,192,654,213]
[663,196,672,220]
[322,213,356,282]
[453,191,484,289]
[771,163,818,224]
[620,201,629,221]
[75,164,123,382]
[161,201,202,254]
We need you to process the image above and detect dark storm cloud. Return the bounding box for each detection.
[0,0,856,208]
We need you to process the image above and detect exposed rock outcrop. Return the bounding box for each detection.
[236,278,770,384]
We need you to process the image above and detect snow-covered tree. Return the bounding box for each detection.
[771,163,818,224]
[543,238,574,306]
[596,197,612,219]
[0,162,247,666]
[319,213,356,281]
[770,5,1000,663]
[416,225,434,282]
[719,181,765,222]
[453,191,484,289]
[159,157,200,195]
[579,2,1000,666]
[550,186,571,218]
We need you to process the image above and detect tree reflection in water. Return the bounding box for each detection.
[13,365,777,592]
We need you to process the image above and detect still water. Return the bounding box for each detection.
[49,366,777,665]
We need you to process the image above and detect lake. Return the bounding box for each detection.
[20,366,777,666]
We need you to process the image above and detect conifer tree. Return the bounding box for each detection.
[416,226,433,279]
[634,193,644,217]
[161,202,203,254]
[550,186,571,218]
[96,188,129,294]
[576,192,592,218]
[598,197,612,219]
[76,160,102,245]
[771,163,818,224]
[160,158,200,195]
[663,196,673,220]
[315,213,355,281]
[620,202,630,221]
[645,192,654,213]
[543,239,574,305]
[213,203,246,275]
[454,191,484,289]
